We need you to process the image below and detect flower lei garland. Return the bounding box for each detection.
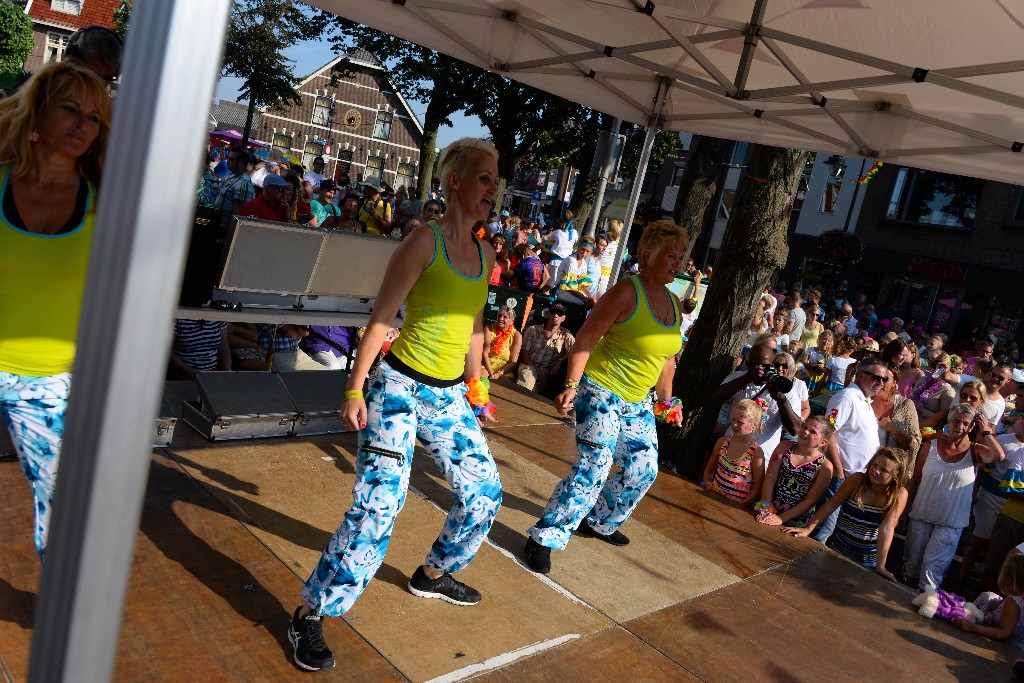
[654,397,684,423]
[909,376,947,403]
[490,324,514,357]
[815,229,863,265]
[465,377,496,419]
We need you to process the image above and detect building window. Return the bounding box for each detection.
[1011,189,1024,225]
[364,156,384,187]
[302,141,324,171]
[335,149,353,180]
[45,32,70,63]
[396,163,416,191]
[272,134,293,155]
[311,96,332,127]
[669,164,687,186]
[886,167,983,229]
[372,111,393,141]
[51,0,82,15]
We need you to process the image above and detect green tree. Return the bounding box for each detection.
[0,0,34,86]
[112,1,131,42]
[222,1,332,145]
[618,127,683,182]
[329,22,484,203]
[667,144,806,479]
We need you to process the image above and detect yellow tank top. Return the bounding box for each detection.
[585,275,682,403]
[801,321,821,348]
[0,166,95,377]
[389,221,487,381]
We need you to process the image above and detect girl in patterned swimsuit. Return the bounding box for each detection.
[757,416,835,527]
[703,399,765,507]
[955,554,1024,649]
[785,448,908,581]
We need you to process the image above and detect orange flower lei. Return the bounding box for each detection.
[490,324,514,356]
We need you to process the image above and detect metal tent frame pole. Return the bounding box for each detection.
[584,117,621,239]
[28,1,232,681]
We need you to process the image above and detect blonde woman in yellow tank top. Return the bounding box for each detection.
[800,303,823,349]
[290,139,503,671]
[524,221,687,574]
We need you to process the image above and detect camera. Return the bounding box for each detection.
[762,364,794,394]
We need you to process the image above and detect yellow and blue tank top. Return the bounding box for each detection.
[585,275,681,403]
[0,165,96,377]
[388,221,487,382]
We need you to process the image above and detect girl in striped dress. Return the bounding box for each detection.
[703,399,765,506]
[785,448,908,581]
[757,416,835,527]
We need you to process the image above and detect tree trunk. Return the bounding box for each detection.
[672,136,731,248]
[569,174,598,229]
[666,144,806,479]
[417,92,448,202]
[242,90,257,148]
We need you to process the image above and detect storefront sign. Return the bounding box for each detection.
[907,257,968,282]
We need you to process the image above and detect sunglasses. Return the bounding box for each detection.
[426,209,441,215]
[773,362,787,370]
[990,375,1007,382]
[960,393,981,401]
[859,370,891,384]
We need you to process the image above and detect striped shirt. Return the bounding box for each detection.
[828,500,885,568]
[710,436,758,501]
[555,256,593,292]
[172,320,227,371]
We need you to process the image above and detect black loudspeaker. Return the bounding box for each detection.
[178,206,225,307]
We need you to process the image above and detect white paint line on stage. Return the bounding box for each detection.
[424,633,581,683]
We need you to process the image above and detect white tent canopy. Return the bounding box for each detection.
[310,0,1024,185]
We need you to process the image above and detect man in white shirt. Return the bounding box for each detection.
[711,342,804,462]
[304,156,326,193]
[810,358,891,543]
[788,287,806,344]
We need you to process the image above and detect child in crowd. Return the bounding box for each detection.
[804,329,833,394]
[823,334,857,392]
[702,399,765,506]
[784,448,908,581]
[757,417,834,527]
[954,554,1024,648]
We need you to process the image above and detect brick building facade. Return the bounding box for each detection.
[845,164,1024,347]
[22,0,120,73]
[254,49,423,193]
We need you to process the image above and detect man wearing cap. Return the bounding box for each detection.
[310,180,342,228]
[516,302,576,395]
[236,174,290,223]
[358,181,392,235]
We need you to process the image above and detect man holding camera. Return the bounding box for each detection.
[809,358,892,543]
[711,341,804,462]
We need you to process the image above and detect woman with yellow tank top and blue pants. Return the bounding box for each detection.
[0,64,109,559]
[289,139,503,672]
[524,221,688,574]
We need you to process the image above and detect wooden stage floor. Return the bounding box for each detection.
[1,381,1020,682]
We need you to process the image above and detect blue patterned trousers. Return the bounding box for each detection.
[528,375,659,550]
[1,371,71,557]
[303,362,502,616]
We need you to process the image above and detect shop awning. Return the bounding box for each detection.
[308,0,1024,185]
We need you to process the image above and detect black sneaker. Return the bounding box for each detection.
[287,606,336,672]
[524,537,551,574]
[408,566,481,605]
[577,519,630,546]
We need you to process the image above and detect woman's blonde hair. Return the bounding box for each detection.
[435,137,498,200]
[0,61,111,185]
[962,379,987,402]
[606,218,623,240]
[835,334,858,355]
[998,554,1024,597]
[852,448,907,512]
[733,398,765,434]
[817,329,835,357]
[636,220,688,270]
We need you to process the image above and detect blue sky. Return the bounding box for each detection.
[214,39,488,149]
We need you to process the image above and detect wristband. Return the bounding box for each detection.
[653,397,684,423]
[564,379,580,390]
[344,389,363,400]
[465,377,497,420]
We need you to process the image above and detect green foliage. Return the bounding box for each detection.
[222,1,332,113]
[618,128,683,180]
[112,1,131,42]
[0,0,34,77]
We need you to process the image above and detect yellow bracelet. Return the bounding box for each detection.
[344,389,363,400]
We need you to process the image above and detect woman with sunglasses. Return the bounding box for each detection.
[871,361,922,471]
[901,403,1004,591]
[401,198,444,238]
[911,352,957,431]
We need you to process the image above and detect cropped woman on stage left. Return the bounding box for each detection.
[288,138,503,672]
[0,62,110,558]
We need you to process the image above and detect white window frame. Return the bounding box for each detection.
[46,32,70,63]
[372,110,393,141]
[271,134,292,155]
[311,96,331,127]
[301,141,324,171]
[51,0,82,15]
[364,155,384,186]
[396,162,416,191]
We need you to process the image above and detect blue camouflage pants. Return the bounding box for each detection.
[528,375,659,550]
[303,361,502,616]
[1,371,71,557]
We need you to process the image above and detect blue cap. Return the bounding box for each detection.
[500,210,510,217]
[263,174,289,188]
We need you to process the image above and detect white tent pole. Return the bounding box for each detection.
[610,113,659,284]
[28,1,232,681]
